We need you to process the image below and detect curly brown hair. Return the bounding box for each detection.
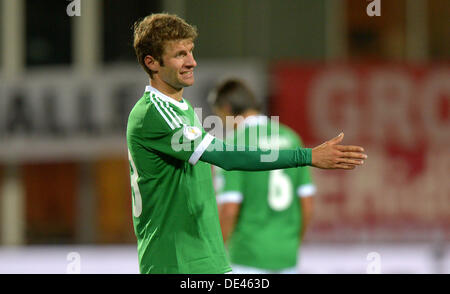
[133,13,198,78]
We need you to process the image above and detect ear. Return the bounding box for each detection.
[144,55,159,73]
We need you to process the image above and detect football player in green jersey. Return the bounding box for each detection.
[128,13,367,274]
[209,79,316,274]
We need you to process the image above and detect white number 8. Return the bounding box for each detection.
[128,149,142,217]
[268,169,293,211]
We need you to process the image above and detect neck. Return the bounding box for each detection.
[150,78,183,101]
[240,109,260,119]
[232,109,261,130]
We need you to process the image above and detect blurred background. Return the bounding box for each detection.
[0,0,448,273]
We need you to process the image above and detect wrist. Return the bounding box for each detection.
[299,148,312,166]
[304,148,312,166]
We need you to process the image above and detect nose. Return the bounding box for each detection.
[185,52,197,68]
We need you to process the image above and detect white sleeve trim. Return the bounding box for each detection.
[297,184,316,198]
[188,133,215,165]
[217,191,243,204]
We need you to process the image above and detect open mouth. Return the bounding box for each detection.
[181,71,193,78]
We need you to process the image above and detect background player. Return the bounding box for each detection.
[209,78,316,274]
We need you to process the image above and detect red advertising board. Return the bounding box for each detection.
[271,63,449,242]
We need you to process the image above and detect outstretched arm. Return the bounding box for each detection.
[200,132,366,171]
[201,141,310,171]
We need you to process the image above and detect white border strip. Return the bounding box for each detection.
[145,85,188,110]
[216,191,243,204]
[188,133,215,165]
[297,184,316,198]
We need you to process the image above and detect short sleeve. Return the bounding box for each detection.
[296,166,316,198]
[140,104,214,165]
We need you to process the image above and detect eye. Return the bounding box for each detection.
[176,51,187,58]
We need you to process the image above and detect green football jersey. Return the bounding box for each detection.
[127,85,231,274]
[214,115,315,270]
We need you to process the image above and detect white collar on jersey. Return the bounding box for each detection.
[145,85,189,110]
[241,115,268,127]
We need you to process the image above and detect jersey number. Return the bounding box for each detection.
[128,149,142,217]
[268,169,293,211]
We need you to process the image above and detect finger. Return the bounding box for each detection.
[337,158,364,165]
[336,145,365,153]
[328,132,344,145]
[334,163,356,170]
[341,152,368,160]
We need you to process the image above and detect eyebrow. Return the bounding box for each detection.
[174,44,195,56]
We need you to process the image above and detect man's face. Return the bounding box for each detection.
[158,39,197,90]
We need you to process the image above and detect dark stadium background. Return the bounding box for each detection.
[0,0,448,273]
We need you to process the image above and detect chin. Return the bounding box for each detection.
[181,79,195,87]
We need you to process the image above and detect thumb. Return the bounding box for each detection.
[329,132,344,144]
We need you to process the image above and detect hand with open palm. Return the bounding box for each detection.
[311,133,367,170]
